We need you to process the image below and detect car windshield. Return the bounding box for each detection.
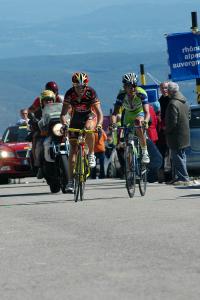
[2,126,28,143]
[190,108,200,128]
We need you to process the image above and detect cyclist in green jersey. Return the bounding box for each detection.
[111,72,150,164]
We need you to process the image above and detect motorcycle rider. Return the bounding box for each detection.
[28,81,62,177]
[60,72,103,193]
[29,90,56,178]
[29,81,62,115]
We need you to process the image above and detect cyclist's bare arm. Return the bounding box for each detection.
[92,102,103,126]
[60,102,72,125]
[143,103,150,123]
[111,104,121,124]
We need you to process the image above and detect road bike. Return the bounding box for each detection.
[122,125,147,198]
[68,128,96,202]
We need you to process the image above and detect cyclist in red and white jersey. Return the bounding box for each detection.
[60,72,103,193]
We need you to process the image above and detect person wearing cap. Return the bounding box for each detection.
[165,82,191,185]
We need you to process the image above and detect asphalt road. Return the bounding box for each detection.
[0,178,200,300]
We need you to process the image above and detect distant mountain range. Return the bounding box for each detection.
[0,2,198,58]
[0,51,197,134]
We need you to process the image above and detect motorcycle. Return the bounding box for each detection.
[38,103,70,193]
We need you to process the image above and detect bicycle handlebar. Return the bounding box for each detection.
[68,128,97,134]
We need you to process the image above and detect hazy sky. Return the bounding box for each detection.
[0,0,131,22]
[0,0,196,23]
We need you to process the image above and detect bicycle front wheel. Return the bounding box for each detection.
[138,159,147,196]
[125,144,136,198]
[79,158,85,201]
[74,147,86,202]
[79,155,88,201]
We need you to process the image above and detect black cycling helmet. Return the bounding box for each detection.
[45,81,59,95]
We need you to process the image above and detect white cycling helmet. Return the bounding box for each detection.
[122,72,138,85]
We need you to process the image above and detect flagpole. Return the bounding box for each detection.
[191,11,200,104]
[140,64,146,85]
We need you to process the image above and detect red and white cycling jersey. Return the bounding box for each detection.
[64,86,100,115]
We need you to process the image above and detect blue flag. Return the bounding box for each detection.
[166,32,200,81]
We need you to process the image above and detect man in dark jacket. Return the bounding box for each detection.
[165,82,190,185]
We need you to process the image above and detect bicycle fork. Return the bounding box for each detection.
[79,143,90,181]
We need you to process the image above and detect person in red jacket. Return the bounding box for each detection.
[146,104,163,183]
[147,104,158,144]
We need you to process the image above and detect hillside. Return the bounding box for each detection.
[0,1,199,59]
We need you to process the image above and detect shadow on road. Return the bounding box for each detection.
[0,184,46,190]
[0,192,50,198]
[0,198,73,207]
[0,194,128,207]
[180,193,200,198]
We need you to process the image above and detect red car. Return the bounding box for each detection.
[0,125,33,184]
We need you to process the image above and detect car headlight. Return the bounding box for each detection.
[0,150,15,158]
[52,123,63,137]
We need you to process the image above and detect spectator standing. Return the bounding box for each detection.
[91,130,107,179]
[157,81,171,182]
[148,104,158,144]
[165,82,190,185]
[147,104,162,183]
[16,109,29,125]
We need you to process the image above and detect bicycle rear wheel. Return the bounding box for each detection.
[74,151,81,202]
[125,144,136,198]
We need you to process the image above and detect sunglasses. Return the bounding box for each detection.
[43,97,54,102]
[74,84,86,90]
[123,83,136,89]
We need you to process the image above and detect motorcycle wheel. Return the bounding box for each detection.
[43,162,60,193]
[59,155,69,194]
[49,182,60,193]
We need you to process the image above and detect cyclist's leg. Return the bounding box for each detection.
[124,111,149,163]
[85,113,96,154]
[85,113,97,167]
[134,117,150,163]
[66,115,81,192]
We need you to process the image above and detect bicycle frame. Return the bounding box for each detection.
[120,125,147,197]
[68,128,96,201]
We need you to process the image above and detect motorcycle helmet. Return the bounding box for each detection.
[45,81,59,95]
[40,90,56,104]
